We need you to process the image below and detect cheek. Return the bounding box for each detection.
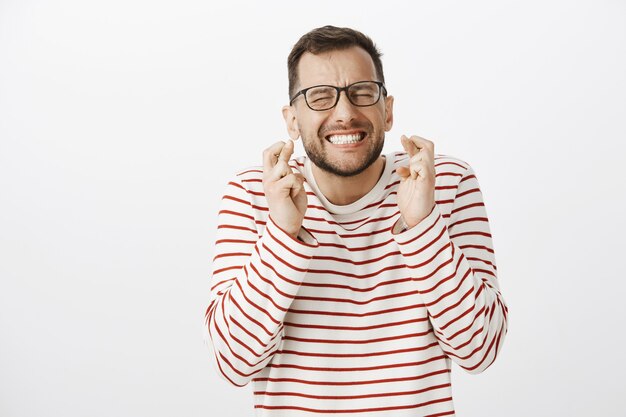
[299,117,324,137]
[363,107,385,123]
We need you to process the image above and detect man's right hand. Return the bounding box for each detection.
[262,140,307,239]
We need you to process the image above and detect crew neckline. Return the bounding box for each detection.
[303,154,393,215]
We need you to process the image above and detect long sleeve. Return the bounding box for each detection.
[392,165,508,374]
[204,176,318,387]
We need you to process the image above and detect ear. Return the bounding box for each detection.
[282,105,301,140]
[383,95,394,132]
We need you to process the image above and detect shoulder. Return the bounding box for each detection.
[220,166,263,199]
[232,156,306,179]
[434,154,471,172]
[227,155,307,191]
[390,151,472,175]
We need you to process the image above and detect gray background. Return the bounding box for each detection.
[1,0,625,416]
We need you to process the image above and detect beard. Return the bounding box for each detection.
[300,122,385,177]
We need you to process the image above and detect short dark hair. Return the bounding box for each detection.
[287,25,385,100]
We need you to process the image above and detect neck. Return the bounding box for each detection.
[311,156,386,206]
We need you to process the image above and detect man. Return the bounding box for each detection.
[204,25,508,416]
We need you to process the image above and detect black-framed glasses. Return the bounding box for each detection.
[289,80,387,111]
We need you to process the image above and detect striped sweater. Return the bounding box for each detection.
[204,152,508,416]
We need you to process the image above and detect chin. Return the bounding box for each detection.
[313,152,382,177]
[303,133,385,177]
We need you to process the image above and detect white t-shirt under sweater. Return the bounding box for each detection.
[204,151,508,417]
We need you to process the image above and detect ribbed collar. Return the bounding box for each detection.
[302,154,393,216]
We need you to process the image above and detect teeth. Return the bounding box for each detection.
[327,133,363,144]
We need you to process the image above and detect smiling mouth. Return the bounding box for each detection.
[325,132,367,145]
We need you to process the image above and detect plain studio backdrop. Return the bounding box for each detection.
[1,1,625,416]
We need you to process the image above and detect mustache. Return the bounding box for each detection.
[319,121,372,137]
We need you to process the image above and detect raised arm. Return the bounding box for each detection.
[204,140,316,386]
[394,162,508,374]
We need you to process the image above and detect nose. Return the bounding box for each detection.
[330,90,357,123]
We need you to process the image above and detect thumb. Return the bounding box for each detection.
[289,174,304,199]
[285,138,295,158]
[400,135,412,155]
[290,183,301,199]
[396,166,410,179]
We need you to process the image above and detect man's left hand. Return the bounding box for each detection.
[396,135,436,229]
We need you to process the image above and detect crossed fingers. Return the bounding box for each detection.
[263,140,294,181]
[399,135,435,180]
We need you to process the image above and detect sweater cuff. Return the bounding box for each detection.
[392,205,448,260]
[296,226,316,246]
[265,216,318,256]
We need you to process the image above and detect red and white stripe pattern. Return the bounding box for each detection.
[205,152,508,416]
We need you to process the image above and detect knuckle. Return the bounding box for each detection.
[267,182,280,193]
[278,161,291,172]
[266,141,282,153]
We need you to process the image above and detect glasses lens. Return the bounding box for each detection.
[348,82,380,106]
[305,86,338,110]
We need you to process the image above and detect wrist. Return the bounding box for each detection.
[398,215,410,232]
[401,204,436,230]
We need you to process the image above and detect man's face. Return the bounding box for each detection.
[284,46,394,177]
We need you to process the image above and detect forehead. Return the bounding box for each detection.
[296,46,378,88]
